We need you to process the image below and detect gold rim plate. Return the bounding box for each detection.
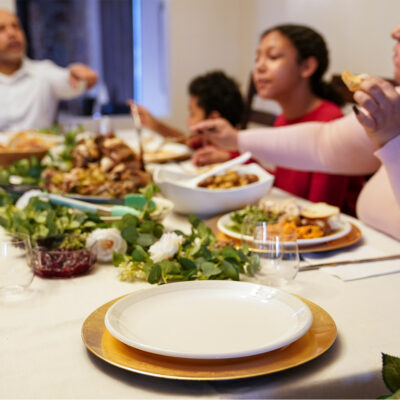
[82,295,337,380]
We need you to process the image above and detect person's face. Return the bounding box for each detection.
[186,96,206,127]
[391,25,400,83]
[0,10,26,64]
[252,30,305,101]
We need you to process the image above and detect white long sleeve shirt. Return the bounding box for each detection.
[0,58,85,132]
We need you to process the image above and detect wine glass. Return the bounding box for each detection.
[249,221,300,288]
[0,232,34,296]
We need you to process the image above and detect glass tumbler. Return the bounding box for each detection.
[0,232,33,295]
[251,221,300,288]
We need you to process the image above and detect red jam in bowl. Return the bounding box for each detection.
[33,248,96,278]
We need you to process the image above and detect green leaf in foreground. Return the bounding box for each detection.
[382,353,400,393]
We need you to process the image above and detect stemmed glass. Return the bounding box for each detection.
[0,232,34,296]
[241,218,300,288]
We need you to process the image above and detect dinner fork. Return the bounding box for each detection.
[130,103,146,171]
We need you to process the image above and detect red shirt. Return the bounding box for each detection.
[273,100,364,216]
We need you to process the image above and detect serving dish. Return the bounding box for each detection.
[82,291,337,380]
[153,163,274,216]
[104,281,313,359]
[0,149,48,167]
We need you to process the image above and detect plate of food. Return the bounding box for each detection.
[217,199,352,247]
[0,130,59,167]
[104,280,313,360]
[116,129,192,163]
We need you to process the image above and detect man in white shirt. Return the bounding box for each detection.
[0,9,98,131]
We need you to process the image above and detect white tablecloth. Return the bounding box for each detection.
[1,188,400,399]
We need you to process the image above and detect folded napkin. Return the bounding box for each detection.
[301,245,400,281]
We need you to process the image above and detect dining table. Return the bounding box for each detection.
[1,186,400,399]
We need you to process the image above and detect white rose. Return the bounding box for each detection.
[149,232,184,263]
[86,228,127,262]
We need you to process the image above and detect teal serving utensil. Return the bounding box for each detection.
[46,194,141,217]
[123,193,156,211]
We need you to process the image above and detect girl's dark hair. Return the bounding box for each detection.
[261,24,344,106]
[188,71,244,127]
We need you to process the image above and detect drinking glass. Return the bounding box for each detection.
[0,232,34,295]
[248,221,300,288]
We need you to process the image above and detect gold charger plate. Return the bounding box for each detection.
[81,295,337,380]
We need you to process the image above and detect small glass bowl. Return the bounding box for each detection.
[32,247,97,278]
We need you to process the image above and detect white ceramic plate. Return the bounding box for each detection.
[217,212,351,247]
[105,281,313,359]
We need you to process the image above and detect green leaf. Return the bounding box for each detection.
[131,245,147,262]
[140,220,155,233]
[153,223,164,238]
[388,388,400,398]
[180,257,197,271]
[112,252,126,267]
[147,264,161,284]
[200,261,221,278]
[382,353,400,393]
[160,260,181,275]
[221,260,239,280]
[121,225,139,244]
[221,246,238,259]
[137,233,156,248]
[121,213,138,228]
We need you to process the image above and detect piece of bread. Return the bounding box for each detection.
[300,202,340,219]
[341,71,368,92]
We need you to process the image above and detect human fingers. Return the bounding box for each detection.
[191,146,215,166]
[355,78,400,130]
[70,65,98,88]
[353,104,376,131]
[391,25,400,40]
[189,118,226,134]
[359,77,398,110]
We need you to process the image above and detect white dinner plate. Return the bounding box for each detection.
[105,281,313,359]
[217,212,351,247]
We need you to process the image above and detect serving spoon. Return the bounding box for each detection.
[177,151,252,188]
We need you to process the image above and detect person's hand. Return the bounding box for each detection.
[353,77,400,148]
[126,100,159,131]
[190,118,239,151]
[69,63,98,89]
[191,145,231,166]
[186,133,206,149]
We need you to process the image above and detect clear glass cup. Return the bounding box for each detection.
[248,221,300,288]
[0,232,34,295]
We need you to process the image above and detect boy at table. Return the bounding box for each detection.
[0,9,98,132]
[133,70,244,165]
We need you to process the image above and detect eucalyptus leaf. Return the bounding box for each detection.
[131,245,147,262]
[148,264,162,284]
[137,233,156,248]
[221,260,239,281]
[121,225,139,244]
[383,353,400,393]
[200,261,221,278]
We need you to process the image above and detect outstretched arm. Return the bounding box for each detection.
[236,113,380,175]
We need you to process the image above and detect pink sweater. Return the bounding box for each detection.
[238,113,400,240]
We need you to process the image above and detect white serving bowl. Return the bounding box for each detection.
[153,163,274,217]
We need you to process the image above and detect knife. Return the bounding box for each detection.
[299,254,400,271]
